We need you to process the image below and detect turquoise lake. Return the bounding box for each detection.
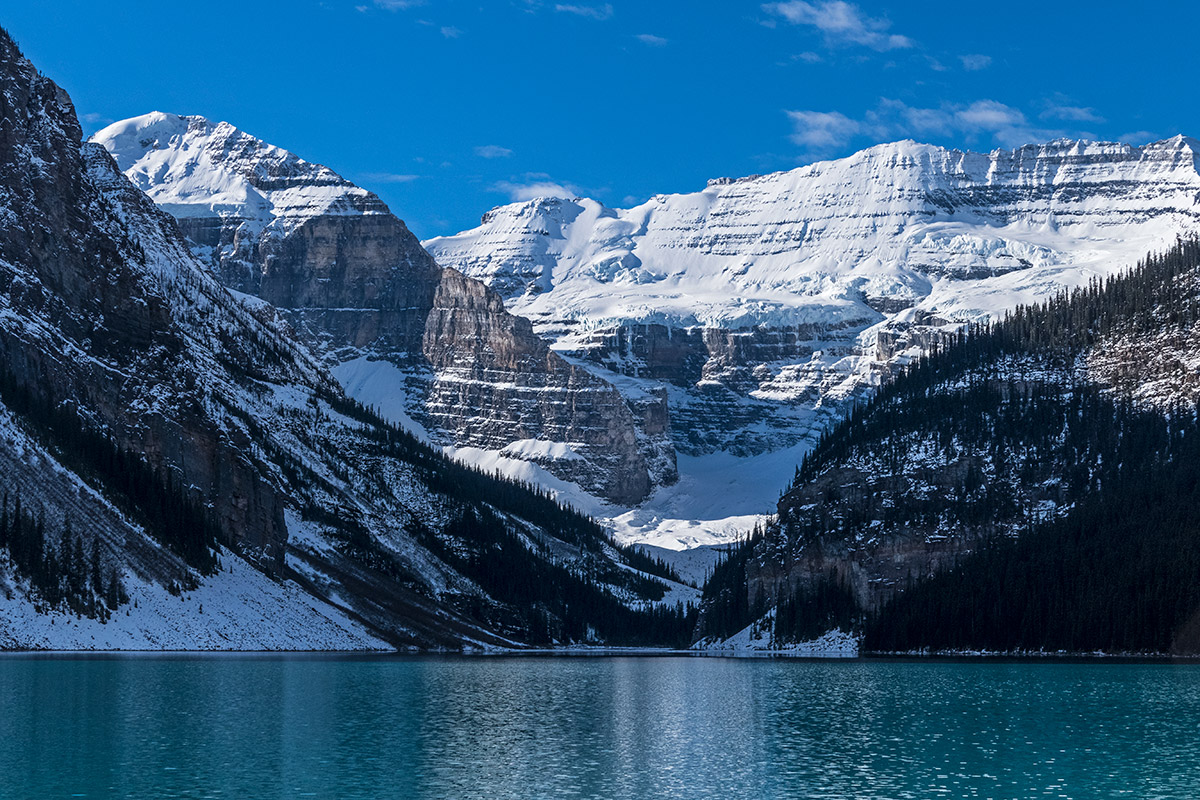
[1,655,1197,798]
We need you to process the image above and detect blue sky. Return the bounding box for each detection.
[5,1,1194,238]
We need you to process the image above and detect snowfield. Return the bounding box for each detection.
[0,547,387,651]
[693,609,859,657]
[425,136,1200,555]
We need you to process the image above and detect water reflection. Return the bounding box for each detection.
[0,656,1197,799]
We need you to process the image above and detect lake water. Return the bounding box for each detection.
[1,655,1197,799]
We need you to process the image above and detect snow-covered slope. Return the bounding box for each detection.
[93,113,668,506]
[0,29,687,650]
[428,138,1200,330]
[98,111,382,231]
[426,138,1200,550]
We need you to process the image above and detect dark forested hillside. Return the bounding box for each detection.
[0,25,693,651]
[698,238,1200,654]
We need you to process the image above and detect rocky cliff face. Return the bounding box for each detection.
[426,141,1200,546]
[700,240,1200,650]
[0,32,686,650]
[0,39,295,565]
[94,113,665,505]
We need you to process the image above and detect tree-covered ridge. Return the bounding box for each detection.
[700,238,1200,652]
[864,424,1200,653]
[791,236,1200,497]
[0,368,220,574]
[312,391,696,645]
[0,494,128,621]
[0,359,695,648]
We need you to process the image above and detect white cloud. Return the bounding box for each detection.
[373,0,425,8]
[492,177,581,201]
[1041,105,1105,123]
[788,98,1105,155]
[1118,130,1161,145]
[475,144,514,159]
[959,54,992,71]
[441,25,462,37]
[361,172,421,183]
[763,1,913,51]
[786,110,861,149]
[554,3,613,20]
[635,33,669,46]
[955,99,1026,131]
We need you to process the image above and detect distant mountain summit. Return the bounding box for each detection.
[428,136,1200,330]
[0,30,692,650]
[422,136,1200,547]
[93,112,672,505]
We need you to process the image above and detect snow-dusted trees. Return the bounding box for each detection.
[0,495,127,620]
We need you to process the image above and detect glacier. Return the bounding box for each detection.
[426,137,1200,551]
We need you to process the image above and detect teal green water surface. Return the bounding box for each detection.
[1,655,1197,799]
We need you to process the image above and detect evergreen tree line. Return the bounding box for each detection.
[431,506,696,647]
[864,418,1200,653]
[773,571,860,644]
[0,368,219,572]
[306,392,696,645]
[325,389,691,584]
[0,493,127,619]
[794,236,1200,489]
[705,237,1200,652]
[698,529,763,641]
[613,542,686,585]
[324,390,614,551]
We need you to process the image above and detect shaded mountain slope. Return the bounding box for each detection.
[0,28,692,650]
[93,112,672,506]
[698,238,1200,654]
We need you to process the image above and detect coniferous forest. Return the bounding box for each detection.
[703,238,1200,654]
[0,363,696,646]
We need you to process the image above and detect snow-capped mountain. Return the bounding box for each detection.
[93,113,672,506]
[428,138,1200,329]
[0,29,692,650]
[426,138,1200,549]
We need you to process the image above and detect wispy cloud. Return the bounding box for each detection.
[786,98,1105,156]
[440,25,462,37]
[554,3,613,20]
[762,1,913,51]
[81,112,113,129]
[1118,130,1161,145]
[492,174,582,201]
[786,110,861,149]
[959,53,992,71]
[475,144,514,159]
[1041,105,1104,123]
[361,172,421,183]
[635,33,669,46]
[373,0,425,8]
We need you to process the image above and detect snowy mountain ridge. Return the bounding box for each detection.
[427,136,1200,334]
[94,113,671,507]
[423,136,1200,550]
[98,111,383,232]
[0,31,693,650]
[94,106,1200,555]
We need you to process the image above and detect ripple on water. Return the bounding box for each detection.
[0,656,1197,799]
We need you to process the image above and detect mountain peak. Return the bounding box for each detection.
[93,111,386,227]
